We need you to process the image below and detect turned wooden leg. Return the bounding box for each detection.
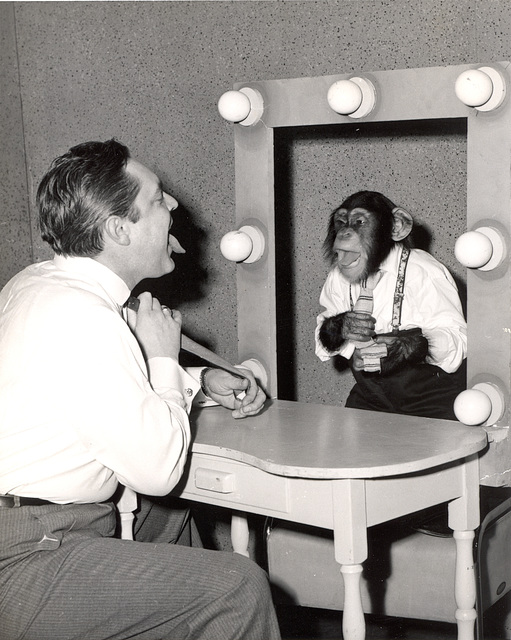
[448,456,480,640]
[231,511,250,556]
[341,564,365,640]
[453,530,477,640]
[333,479,368,640]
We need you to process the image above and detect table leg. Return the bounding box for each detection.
[231,511,250,556]
[448,455,480,640]
[333,479,368,640]
[453,530,477,640]
[341,564,365,640]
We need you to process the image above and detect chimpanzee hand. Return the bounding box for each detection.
[319,311,376,353]
[374,328,429,375]
[352,348,366,372]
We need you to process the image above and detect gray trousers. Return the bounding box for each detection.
[0,497,281,640]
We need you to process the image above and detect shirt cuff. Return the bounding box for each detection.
[187,366,219,408]
[147,357,201,411]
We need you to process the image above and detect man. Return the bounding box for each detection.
[0,140,280,640]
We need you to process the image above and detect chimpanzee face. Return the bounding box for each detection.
[332,206,393,283]
[323,191,413,284]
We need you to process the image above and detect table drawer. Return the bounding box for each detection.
[177,454,289,514]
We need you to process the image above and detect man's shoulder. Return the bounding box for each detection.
[2,261,116,317]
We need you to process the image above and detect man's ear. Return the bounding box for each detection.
[103,216,131,246]
[391,207,413,242]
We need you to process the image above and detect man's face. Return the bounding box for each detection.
[125,159,182,282]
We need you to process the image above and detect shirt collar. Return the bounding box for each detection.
[378,244,404,276]
[52,255,131,308]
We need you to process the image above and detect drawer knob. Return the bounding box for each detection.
[195,468,235,493]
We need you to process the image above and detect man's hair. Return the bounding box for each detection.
[37,139,141,256]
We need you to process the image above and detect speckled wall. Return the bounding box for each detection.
[2,0,511,410]
[0,3,32,285]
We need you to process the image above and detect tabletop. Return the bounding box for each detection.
[189,399,488,479]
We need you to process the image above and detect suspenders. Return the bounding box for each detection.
[349,246,411,332]
[391,246,410,332]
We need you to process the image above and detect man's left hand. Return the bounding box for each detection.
[202,368,266,419]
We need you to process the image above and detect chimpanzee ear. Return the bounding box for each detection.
[391,207,413,242]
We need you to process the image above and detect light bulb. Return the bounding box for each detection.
[327,80,363,115]
[239,358,268,392]
[454,231,493,268]
[326,76,376,118]
[454,66,506,112]
[217,87,264,126]
[220,225,265,263]
[454,226,506,271]
[454,382,505,427]
[455,69,493,107]
[453,389,492,426]
[218,90,252,123]
[220,230,253,262]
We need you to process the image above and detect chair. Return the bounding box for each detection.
[267,486,511,639]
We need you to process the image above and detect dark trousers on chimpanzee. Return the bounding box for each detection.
[0,497,281,640]
[346,360,467,535]
[346,360,467,420]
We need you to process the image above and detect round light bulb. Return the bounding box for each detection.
[454,226,506,271]
[218,90,252,123]
[454,230,493,268]
[239,358,268,392]
[220,230,253,262]
[453,389,492,426]
[327,80,363,115]
[455,69,493,107]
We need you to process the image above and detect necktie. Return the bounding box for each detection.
[351,273,387,372]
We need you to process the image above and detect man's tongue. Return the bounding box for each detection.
[338,251,359,266]
[168,234,186,254]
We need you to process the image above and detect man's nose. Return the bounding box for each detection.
[164,193,178,211]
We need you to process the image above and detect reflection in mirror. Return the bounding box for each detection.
[275,119,467,413]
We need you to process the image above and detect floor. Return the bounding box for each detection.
[276,604,509,640]
[277,607,457,639]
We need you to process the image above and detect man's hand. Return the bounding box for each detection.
[126,292,181,361]
[202,367,266,419]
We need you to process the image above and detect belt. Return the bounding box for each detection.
[0,494,54,508]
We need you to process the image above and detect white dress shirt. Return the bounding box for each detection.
[315,245,467,373]
[0,256,204,503]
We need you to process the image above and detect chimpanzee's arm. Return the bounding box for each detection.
[375,329,429,375]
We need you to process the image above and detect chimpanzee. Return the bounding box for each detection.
[316,190,467,420]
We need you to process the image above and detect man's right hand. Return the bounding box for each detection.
[126,292,182,361]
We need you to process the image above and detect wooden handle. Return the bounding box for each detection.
[126,297,243,377]
[181,335,243,377]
